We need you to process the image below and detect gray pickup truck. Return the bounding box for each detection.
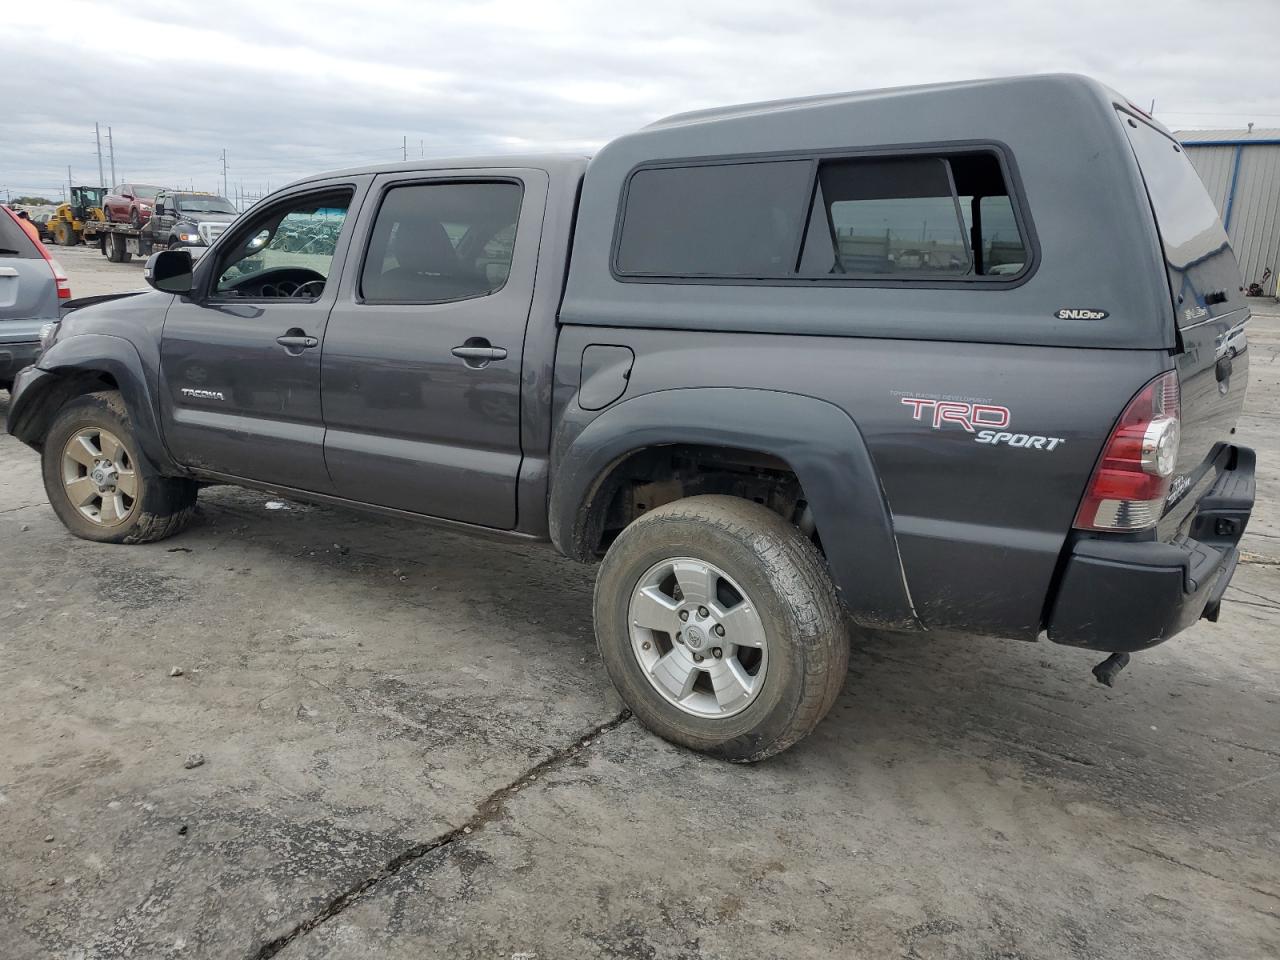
[6,75,1255,761]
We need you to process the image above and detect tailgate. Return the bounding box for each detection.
[0,258,57,331]
[1119,111,1249,528]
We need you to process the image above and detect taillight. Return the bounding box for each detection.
[1074,371,1180,531]
[47,256,72,299]
[26,226,72,299]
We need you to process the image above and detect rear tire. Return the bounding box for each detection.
[56,221,77,246]
[41,391,198,545]
[594,495,849,762]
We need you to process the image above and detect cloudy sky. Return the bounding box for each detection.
[4,0,1277,203]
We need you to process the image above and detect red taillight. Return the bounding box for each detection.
[48,257,72,299]
[1074,371,1181,531]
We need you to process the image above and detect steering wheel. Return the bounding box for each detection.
[291,279,326,299]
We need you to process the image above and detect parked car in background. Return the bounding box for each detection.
[0,206,69,391]
[103,184,163,226]
[150,191,239,249]
[31,211,56,244]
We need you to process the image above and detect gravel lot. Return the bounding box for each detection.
[2,245,1278,959]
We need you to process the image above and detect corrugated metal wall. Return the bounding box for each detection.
[1185,144,1280,296]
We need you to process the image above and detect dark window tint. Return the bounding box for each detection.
[0,209,40,258]
[362,181,523,303]
[1120,113,1240,324]
[800,157,969,277]
[616,161,812,276]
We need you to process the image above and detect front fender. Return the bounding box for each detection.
[6,333,179,475]
[549,387,919,631]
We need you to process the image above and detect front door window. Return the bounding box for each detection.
[214,192,352,299]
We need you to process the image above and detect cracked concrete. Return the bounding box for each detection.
[0,251,1277,959]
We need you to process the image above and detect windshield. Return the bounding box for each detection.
[134,185,161,200]
[177,195,238,215]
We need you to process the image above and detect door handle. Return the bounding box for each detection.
[451,338,508,368]
[276,329,319,351]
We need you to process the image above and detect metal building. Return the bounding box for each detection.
[1176,129,1280,297]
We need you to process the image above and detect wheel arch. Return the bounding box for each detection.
[8,334,178,475]
[549,387,920,631]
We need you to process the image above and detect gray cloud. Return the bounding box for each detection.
[4,0,1277,202]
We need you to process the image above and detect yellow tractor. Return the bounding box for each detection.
[47,185,106,246]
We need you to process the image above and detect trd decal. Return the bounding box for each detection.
[900,397,1009,432]
[899,396,1064,451]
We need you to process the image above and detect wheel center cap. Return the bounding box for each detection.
[91,463,117,490]
[684,625,706,649]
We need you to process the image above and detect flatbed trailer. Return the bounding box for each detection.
[80,219,163,264]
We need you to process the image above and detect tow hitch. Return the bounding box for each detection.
[1092,652,1130,687]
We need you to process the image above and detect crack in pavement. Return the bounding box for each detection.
[1120,841,1280,905]
[249,709,632,959]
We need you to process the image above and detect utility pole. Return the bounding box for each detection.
[420,139,424,158]
[107,126,117,184]
[402,135,407,161]
[94,122,105,187]
[220,149,228,200]
[67,165,73,197]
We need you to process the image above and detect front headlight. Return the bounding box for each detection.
[179,232,201,243]
[39,321,59,351]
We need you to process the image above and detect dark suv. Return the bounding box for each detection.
[7,75,1254,761]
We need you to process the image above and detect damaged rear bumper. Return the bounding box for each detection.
[1047,446,1254,652]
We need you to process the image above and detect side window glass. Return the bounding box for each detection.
[616,161,812,277]
[952,154,1029,276]
[215,191,353,297]
[800,158,970,277]
[360,181,523,303]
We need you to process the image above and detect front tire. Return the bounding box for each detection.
[41,391,198,544]
[594,495,849,762]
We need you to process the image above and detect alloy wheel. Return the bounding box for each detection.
[627,557,769,718]
[60,427,138,526]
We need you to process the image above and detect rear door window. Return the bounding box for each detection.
[1120,112,1242,324]
[360,181,524,303]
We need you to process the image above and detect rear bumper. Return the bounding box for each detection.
[0,340,41,381]
[1047,445,1255,652]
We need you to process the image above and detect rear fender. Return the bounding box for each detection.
[549,387,919,631]
[7,333,178,475]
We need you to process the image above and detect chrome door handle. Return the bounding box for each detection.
[452,339,508,368]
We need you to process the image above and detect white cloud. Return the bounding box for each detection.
[2,0,1276,201]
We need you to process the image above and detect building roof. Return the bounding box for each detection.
[1176,128,1280,145]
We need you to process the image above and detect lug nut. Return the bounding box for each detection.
[697,606,709,618]
[712,647,722,659]
[693,653,704,663]
[713,624,725,637]
[642,641,651,651]
[679,610,689,622]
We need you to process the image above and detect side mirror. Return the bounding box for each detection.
[155,203,165,215]
[145,249,194,295]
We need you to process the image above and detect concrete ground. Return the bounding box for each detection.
[1,246,1277,960]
